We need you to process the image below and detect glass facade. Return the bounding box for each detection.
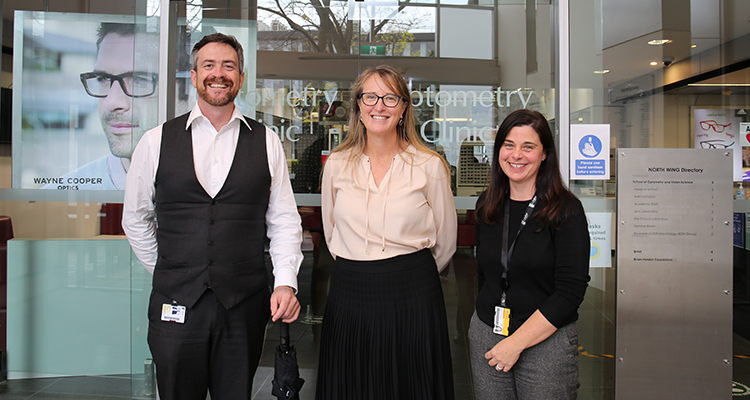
[0,0,748,398]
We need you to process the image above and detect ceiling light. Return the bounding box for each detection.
[593,70,610,74]
[691,44,697,48]
[688,83,750,87]
[647,39,672,46]
[650,61,658,66]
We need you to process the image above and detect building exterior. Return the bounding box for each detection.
[0,0,748,398]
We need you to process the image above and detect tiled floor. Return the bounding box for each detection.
[2,245,750,399]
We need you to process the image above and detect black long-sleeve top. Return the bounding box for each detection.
[475,195,591,334]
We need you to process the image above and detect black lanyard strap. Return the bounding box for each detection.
[499,195,537,305]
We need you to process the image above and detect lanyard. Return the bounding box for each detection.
[499,194,537,306]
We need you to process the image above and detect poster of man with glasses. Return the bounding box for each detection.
[12,13,189,190]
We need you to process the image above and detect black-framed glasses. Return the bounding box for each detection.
[80,71,158,98]
[700,139,734,149]
[359,92,402,108]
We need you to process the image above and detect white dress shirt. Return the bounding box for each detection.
[122,103,303,291]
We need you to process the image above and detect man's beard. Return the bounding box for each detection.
[200,77,239,107]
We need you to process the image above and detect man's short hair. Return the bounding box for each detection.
[191,33,245,73]
[96,23,137,52]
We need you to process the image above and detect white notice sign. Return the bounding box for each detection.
[586,212,612,268]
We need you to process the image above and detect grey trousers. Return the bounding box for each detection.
[469,312,579,400]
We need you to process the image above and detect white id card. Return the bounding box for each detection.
[161,303,187,323]
[493,306,510,336]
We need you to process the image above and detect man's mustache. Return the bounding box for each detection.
[204,77,233,88]
[102,112,139,128]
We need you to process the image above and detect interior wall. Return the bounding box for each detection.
[0,200,102,239]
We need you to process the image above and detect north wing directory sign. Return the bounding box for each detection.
[616,148,732,399]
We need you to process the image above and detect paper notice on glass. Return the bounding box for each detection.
[586,212,612,268]
[571,124,610,180]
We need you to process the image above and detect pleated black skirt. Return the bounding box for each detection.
[315,248,455,400]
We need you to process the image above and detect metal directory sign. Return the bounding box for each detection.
[616,148,732,399]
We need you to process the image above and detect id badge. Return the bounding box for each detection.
[493,306,510,336]
[161,303,187,323]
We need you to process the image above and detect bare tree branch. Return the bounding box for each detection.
[259,0,425,54]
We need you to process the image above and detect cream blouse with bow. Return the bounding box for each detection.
[321,145,457,271]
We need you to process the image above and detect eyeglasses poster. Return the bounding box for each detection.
[11,12,161,190]
[693,108,743,181]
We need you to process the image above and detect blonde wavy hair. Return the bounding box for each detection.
[331,65,449,175]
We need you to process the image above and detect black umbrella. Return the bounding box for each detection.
[272,322,305,400]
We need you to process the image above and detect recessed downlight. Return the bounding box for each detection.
[647,39,672,45]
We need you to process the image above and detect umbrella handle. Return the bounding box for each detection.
[280,322,290,351]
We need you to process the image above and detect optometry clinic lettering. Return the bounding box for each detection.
[250,87,534,143]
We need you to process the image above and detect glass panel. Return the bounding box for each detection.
[365,6,436,57]
[257,1,436,57]
[571,0,750,398]
[439,7,492,59]
[257,0,357,53]
[2,6,154,396]
[0,1,556,399]
[439,0,493,7]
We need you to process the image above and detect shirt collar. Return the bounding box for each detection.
[185,102,252,131]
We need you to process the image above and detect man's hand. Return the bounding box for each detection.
[270,286,300,323]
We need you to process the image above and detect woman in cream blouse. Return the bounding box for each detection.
[315,65,458,400]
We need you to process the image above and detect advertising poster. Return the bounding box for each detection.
[693,108,742,181]
[735,212,744,248]
[12,12,161,190]
[741,122,750,180]
[11,13,255,191]
[745,213,750,251]
[570,124,610,180]
[586,212,612,268]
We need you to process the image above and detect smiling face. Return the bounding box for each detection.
[499,125,546,196]
[191,42,244,109]
[358,75,406,139]
[96,33,159,159]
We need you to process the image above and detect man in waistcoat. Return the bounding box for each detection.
[122,33,303,400]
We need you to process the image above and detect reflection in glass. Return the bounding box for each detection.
[257,0,435,56]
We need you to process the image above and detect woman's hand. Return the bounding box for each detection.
[485,310,558,372]
[485,336,524,372]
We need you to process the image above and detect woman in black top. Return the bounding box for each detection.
[469,109,590,400]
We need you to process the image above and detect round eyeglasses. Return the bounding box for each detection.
[80,71,158,98]
[359,93,402,108]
